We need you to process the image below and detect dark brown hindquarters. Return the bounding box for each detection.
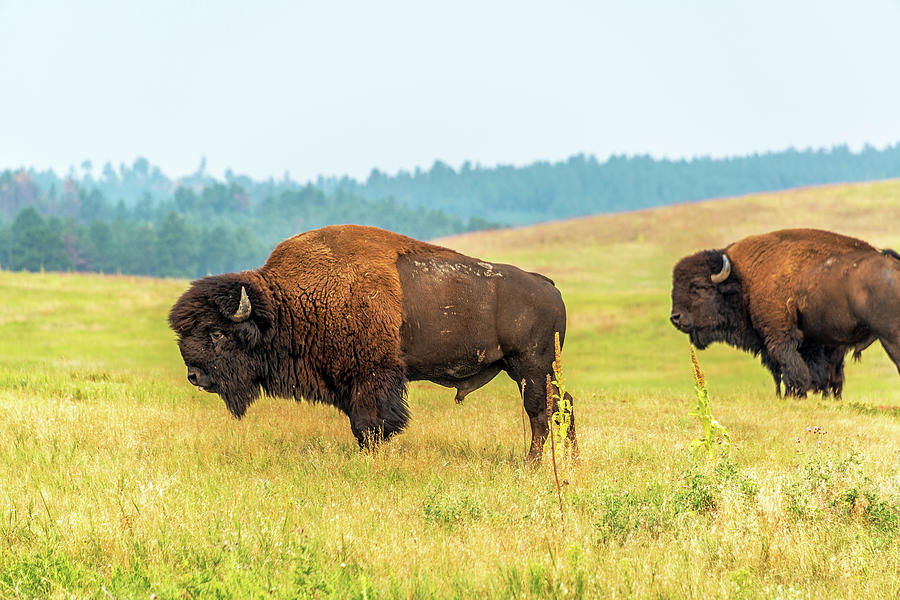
[396,252,572,463]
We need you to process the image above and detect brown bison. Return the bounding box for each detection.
[169,225,573,461]
[670,229,900,397]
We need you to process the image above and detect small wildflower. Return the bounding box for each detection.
[689,346,705,389]
[806,426,811,432]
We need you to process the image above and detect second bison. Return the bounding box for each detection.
[169,225,573,462]
[670,228,900,397]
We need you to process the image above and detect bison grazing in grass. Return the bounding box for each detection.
[169,225,573,462]
[670,228,900,398]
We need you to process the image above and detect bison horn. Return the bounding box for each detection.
[230,286,252,322]
[710,254,732,283]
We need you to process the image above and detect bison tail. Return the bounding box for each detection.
[529,271,556,287]
[881,248,900,261]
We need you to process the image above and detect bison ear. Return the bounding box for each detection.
[234,320,264,347]
[718,280,741,296]
[209,280,275,344]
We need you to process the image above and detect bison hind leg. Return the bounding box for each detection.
[877,336,900,377]
[562,391,578,458]
[825,346,846,400]
[508,364,577,466]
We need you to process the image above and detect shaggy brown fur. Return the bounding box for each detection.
[671,229,900,397]
[169,225,572,461]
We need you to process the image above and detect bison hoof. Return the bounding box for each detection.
[353,428,385,449]
[525,451,543,466]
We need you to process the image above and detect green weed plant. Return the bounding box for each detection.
[689,345,730,462]
[543,332,574,459]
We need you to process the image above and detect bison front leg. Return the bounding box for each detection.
[348,402,382,448]
[771,369,783,398]
[347,372,410,449]
[759,349,783,397]
[768,338,811,398]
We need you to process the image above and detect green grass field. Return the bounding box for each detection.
[2,181,899,599]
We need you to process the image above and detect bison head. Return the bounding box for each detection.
[168,273,275,417]
[670,250,752,350]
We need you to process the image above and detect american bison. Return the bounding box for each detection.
[670,229,900,397]
[169,225,573,462]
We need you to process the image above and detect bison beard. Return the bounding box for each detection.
[168,274,278,419]
[671,229,900,398]
[169,225,572,462]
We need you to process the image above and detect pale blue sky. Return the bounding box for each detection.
[2,0,899,181]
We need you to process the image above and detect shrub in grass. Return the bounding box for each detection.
[784,445,900,531]
[677,464,719,513]
[423,486,484,530]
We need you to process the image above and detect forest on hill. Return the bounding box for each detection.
[327,143,900,224]
[2,143,899,278]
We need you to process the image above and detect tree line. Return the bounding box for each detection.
[2,143,900,276]
[0,170,492,278]
[324,143,900,224]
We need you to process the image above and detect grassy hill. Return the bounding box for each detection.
[1,180,898,598]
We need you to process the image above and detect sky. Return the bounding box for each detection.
[2,0,900,182]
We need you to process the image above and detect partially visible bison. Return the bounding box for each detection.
[670,229,900,397]
[169,225,573,462]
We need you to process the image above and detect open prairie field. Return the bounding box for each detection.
[2,181,899,599]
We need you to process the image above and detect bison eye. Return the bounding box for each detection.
[210,330,225,342]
